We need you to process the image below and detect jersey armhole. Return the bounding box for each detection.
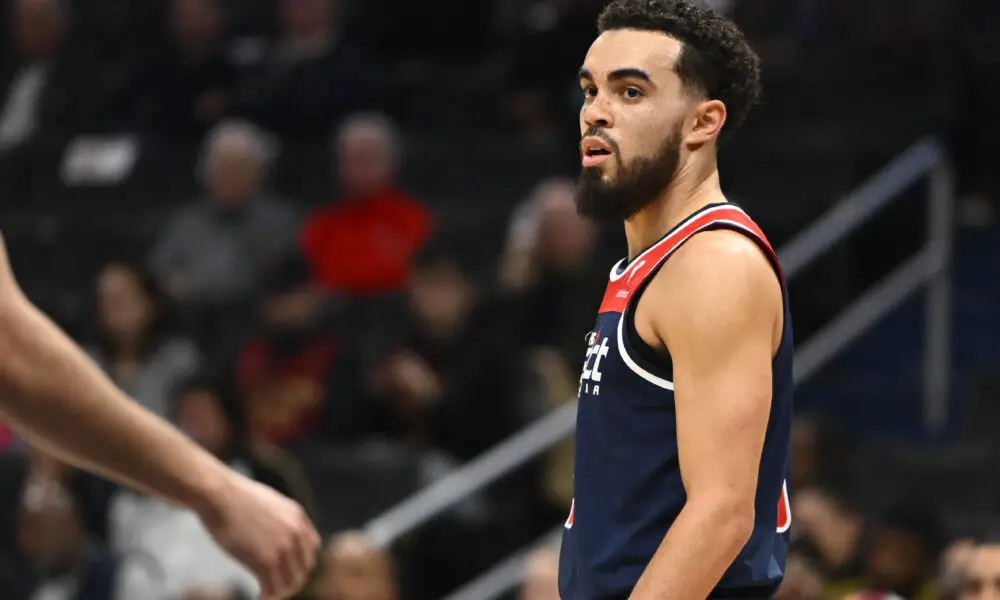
[622,220,789,373]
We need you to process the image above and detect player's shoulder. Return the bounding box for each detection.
[648,228,780,322]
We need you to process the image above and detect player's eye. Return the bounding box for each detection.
[582,85,598,100]
[623,87,643,100]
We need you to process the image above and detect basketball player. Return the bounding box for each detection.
[559,1,792,600]
[0,235,318,599]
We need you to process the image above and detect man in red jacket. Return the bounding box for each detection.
[301,112,431,295]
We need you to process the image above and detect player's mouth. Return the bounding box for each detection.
[582,137,614,167]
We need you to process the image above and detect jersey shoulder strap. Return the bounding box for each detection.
[599,204,782,314]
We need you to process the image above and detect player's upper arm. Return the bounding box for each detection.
[650,230,782,511]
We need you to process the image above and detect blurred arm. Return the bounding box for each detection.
[630,232,781,600]
[0,233,231,518]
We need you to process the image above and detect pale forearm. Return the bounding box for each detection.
[630,502,753,600]
[0,292,229,515]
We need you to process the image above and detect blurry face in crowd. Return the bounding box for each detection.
[866,526,934,596]
[17,480,84,578]
[14,0,65,59]
[176,389,230,457]
[535,184,595,271]
[961,546,1000,600]
[171,0,224,51]
[206,134,264,209]
[98,264,156,346]
[280,0,336,38]
[576,29,695,222]
[409,260,473,341]
[263,286,320,333]
[319,532,396,600]
[519,548,560,600]
[337,123,395,198]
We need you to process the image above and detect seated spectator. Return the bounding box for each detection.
[790,413,853,491]
[367,238,526,461]
[150,120,299,307]
[857,504,942,600]
[317,531,397,600]
[236,254,338,446]
[126,0,237,139]
[791,486,865,585]
[775,540,826,600]
[236,0,378,140]
[88,261,201,417]
[0,0,112,151]
[519,546,559,600]
[301,113,432,295]
[499,176,600,363]
[14,477,133,600]
[110,372,316,599]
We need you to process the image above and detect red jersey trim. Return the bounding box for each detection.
[598,205,781,314]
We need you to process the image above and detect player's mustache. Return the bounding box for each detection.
[581,127,620,156]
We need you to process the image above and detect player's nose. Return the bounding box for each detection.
[581,96,614,130]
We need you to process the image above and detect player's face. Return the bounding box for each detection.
[576,29,692,222]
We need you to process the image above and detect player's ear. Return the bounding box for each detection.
[687,99,726,146]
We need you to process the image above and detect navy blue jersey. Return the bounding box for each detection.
[559,203,793,600]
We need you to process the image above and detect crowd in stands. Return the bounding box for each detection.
[1,0,999,599]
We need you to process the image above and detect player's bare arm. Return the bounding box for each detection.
[629,229,782,600]
[0,233,319,599]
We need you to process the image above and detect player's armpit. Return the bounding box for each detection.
[628,230,781,600]
[654,230,780,512]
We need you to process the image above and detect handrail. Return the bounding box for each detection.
[365,136,953,551]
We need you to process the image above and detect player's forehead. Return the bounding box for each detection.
[581,28,683,84]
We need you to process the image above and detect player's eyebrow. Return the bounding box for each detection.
[578,67,657,89]
[608,68,656,88]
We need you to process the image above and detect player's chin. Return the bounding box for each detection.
[580,164,615,181]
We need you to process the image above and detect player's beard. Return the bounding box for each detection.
[575,121,683,223]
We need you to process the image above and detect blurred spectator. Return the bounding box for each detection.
[791,486,865,584]
[150,120,299,306]
[110,371,317,599]
[0,0,111,150]
[237,0,379,140]
[775,540,826,600]
[859,505,943,600]
[301,113,431,295]
[317,531,397,600]
[126,0,236,139]
[236,253,339,445]
[367,238,527,461]
[790,414,853,491]
[14,477,129,600]
[519,546,559,600]
[956,539,1000,600]
[88,261,201,417]
[500,177,600,362]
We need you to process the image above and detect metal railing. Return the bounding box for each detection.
[366,138,955,598]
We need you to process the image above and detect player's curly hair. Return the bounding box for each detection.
[598,0,762,138]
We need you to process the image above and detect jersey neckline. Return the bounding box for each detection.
[609,201,738,281]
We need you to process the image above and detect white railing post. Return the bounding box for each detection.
[923,159,955,434]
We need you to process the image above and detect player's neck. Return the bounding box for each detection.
[623,163,724,261]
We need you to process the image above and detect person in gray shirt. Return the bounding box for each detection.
[150,120,300,306]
